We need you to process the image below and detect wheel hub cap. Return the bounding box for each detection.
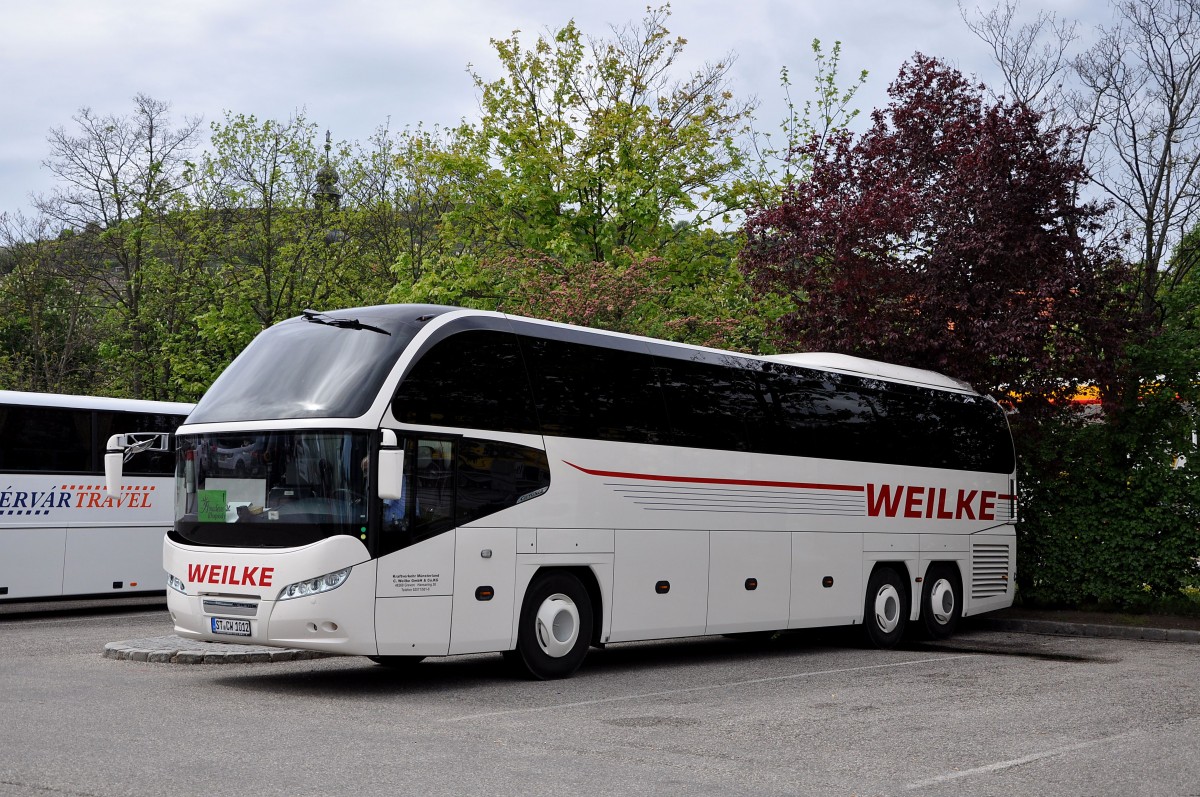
[535,593,579,658]
[930,578,955,625]
[874,584,901,634]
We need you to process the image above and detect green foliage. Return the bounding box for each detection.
[1015,236,1200,610]
[339,122,483,287]
[742,39,868,207]
[1015,401,1200,610]
[460,5,753,264]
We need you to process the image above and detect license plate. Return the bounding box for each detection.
[211,617,251,637]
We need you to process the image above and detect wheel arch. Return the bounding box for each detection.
[867,560,912,594]
[518,564,605,647]
[864,559,914,623]
[919,558,963,581]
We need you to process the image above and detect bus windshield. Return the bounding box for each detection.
[173,431,372,548]
[186,306,449,423]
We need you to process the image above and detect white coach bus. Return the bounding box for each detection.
[0,391,193,601]
[110,305,1016,678]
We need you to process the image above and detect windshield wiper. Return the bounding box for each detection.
[301,309,391,336]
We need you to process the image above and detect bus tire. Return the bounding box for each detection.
[862,566,908,649]
[368,655,426,669]
[511,571,593,680]
[920,564,962,639]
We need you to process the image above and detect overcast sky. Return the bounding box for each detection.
[0,0,1106,224]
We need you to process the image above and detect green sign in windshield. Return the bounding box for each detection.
[197,489,228,523]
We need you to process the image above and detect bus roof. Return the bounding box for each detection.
[764,353,976,393]
[0,390,195,416]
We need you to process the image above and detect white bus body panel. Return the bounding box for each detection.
[375,531,454,597]
[964,534,1017,617]
[609,528,709,642]
[2,473,174,600]
[790,532,864,629]
[164,534,378,655]
[375,596,452,657]
[374,531,456,656]
[1,526,68,598]
[450,527,517,655]
[706,530,791,635]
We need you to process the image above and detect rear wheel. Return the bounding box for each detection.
[862,566,909,649]
[509,571,593,680]
[920,564,962,639]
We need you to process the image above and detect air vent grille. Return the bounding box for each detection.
[971,543,1010,598]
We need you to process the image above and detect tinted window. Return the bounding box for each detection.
[0,406,90,473]
[761,365,1013,472]
[173,430,372,549]
[410,438,455,541]
[377,435,552,555]
[655,352,772,452]
[762,366,863,458]
[189,307,444,423]
[457,439,551,525]
[393,330,540,433]
[519,336,668,443]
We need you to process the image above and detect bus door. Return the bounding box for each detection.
[374,435,458,657]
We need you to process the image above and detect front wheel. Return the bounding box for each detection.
[920,564,962,639]
[862,566,909,649]
[509,571,593,680]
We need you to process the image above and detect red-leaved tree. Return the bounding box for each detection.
[742,54,1129,403]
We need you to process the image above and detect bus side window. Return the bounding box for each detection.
[455,438,551,525]
[410,438,454,540]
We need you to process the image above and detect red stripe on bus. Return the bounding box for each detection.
[563,461,865,492]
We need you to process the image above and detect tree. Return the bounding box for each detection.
[958,1,1200,609]
[966,0,1200,331]
[458,5,753,265]
[339,122,480,291]
[35,94,202,399]
[1074,0,1200,330]
[0,213,104,393]
[742,54,1127,402]
[198,111,326,329]
[959,0,1078,119]
[742,40,869,208]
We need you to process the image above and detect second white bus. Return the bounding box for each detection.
[114,305,1016,678]
[1,391,193,601]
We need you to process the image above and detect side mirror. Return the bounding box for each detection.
[104,432,172,494]
[378,429,405,500]
[104,435,125,494]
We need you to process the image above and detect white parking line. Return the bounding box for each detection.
[903,730,1140,790]
[442,654,978,722]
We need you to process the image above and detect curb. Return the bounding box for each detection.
[975,617,1200,644]
[103,635,333,664]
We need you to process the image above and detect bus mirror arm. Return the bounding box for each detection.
[378,429,405,501]
[104,433,170,493]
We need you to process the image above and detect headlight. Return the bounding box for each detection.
[277,567,352,601]
[167,573,186,594]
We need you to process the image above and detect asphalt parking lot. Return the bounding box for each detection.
[1,603,1197,797]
